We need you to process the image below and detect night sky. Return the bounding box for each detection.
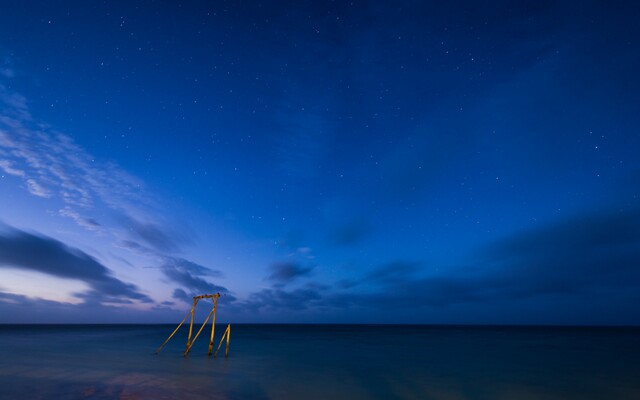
[0,1,639,324]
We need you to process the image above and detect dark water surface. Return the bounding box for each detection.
[0,324,638,399]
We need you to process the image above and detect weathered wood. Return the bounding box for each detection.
[155,311,191,354]
[214,324,231,358]
[225,324,231,358]
[155,292,227,357]
[185,298,198,353]
[207,296,219,356]
[193,293,221,300]
[184,306,216,356]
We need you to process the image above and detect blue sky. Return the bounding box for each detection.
[0,1,639,324]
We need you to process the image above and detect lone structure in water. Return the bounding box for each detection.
[155,292,231,357]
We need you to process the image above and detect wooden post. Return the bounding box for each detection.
[214,324,231,358]
[184,307,216,356]
[156,311,191,354]
[207,294,219,356]
[225,324,230,358]
[185,298,198,353]
[155,293,224,356]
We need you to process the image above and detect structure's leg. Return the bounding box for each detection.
[225,324,231,358]
[185,298,198,354]
[207,295,219,356]
[214,324,231,358]
[155,311,191,354]
[184,307,216,356]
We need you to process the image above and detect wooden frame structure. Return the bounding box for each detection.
[155,292,231,357]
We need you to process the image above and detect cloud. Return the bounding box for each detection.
[163,256,223,278]
[0,80,195,301]
[0,86,29,121]
[0,83,155,234]
[338,261,421,289]
[350,209,640,308]
[160,257,228,300]
[0,225,151,303]
[118,214,187,253]
[0,159,25,177]
[242,285,324,312]
[479,208,640,298]
[115,239,153,255]
[332,270,489,309]
[0,290,184,323]
[266,261,313,284]
[25,178,51,198]
[58,207,102,232]
[172,288,190,302]
[238,206,640,319]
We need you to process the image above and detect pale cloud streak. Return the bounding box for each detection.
[25,178,51,198]
[0,78,227,310]
[0,82,151,230]
[58,207,102,232]
[0,159,25,177]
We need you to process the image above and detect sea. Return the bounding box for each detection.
[0,324,638,399]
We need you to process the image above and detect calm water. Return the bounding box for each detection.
[0,324,638,399]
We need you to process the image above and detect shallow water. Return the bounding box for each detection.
[0,324,638,399]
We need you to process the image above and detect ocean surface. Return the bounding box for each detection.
[0,324,638,399]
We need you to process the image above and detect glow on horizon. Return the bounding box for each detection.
[0,268,89,305]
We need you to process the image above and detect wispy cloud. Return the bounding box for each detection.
[0,290,182,323]
[266,261,314,284]
[0,224,151,304]
[242,284,324,312]
[118,214,189,253]
[0,76,210,310]
[479,207,640,298]
[159,257,229,302]
[236,203,640,320]
[0,159,25,177]
[0,82,152,232]
[0,76,193,254]
[25,178,51,198]
[58,207,102,232]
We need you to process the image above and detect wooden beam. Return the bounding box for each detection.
[155,311,191,354]
[184,297,198,353]
[207,296,219,356]
[184,306,216,355]
[214,324,231,358]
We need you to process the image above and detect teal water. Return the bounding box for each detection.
[0,324,638,399]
